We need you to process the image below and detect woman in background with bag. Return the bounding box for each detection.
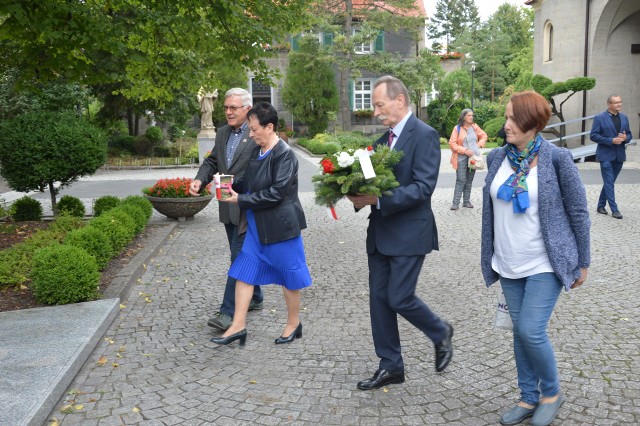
[481,91,590,426]
[449,108,487,210]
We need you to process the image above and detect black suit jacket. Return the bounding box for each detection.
[195,124,258,225]
[366,114,440,256]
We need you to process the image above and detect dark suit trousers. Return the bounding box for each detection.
[368,249,447,372]
[220,223,263,317]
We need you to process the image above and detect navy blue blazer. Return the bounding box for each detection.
[590,110,632,162]
[365,114,440,256]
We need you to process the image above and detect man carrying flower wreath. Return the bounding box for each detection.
[346,76,454,390]
[189,88,265,331]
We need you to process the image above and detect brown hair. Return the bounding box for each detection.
[509,91,551,133]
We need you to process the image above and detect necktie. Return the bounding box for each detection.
[387,130,395,148]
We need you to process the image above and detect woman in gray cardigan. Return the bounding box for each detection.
[481,91,590,426]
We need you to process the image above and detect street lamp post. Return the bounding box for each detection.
[470,61,477,110]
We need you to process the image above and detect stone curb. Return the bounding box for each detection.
[102,221,178,300]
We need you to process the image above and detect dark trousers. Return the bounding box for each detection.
[219,223,263,317]
[368,249,447,372]
[598,160,623,212]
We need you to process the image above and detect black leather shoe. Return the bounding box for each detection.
[596,207,608,215]
[357,369,405,390]
[275,323,302,344]
[435,322,454,372]
[211,329,247,347]
[612,211,623,219]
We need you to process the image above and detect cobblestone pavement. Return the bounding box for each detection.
[46,165,640,425]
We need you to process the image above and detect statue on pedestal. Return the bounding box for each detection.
[197,87,218,130]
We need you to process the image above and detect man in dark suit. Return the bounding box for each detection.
[347,76,453,390]
[590,94,632,219]
[189,88,263,330]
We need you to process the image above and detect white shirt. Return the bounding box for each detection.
[490,157,553,278]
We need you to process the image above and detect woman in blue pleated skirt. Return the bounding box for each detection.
[212,102,311,348]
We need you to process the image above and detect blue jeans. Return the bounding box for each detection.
[500,273,562,405]
[598,160,624,212]
[220,223,263,317]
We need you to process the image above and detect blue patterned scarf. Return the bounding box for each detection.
[496,134,542,213]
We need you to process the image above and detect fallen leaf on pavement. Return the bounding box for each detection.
[133,407,141,413]
[96,356,108,365]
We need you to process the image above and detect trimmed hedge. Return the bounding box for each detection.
[94,195,121,216]
[64,227,113,270]
[122,195,153,220]
[31,244,100,305]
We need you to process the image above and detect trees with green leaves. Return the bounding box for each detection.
[426,0,480,54]
[459,3,533,101]
[531,74,597,145]
[282,37,339,136]
[0,0,310,127]
[309,0,425,130]
[0,111,107,210]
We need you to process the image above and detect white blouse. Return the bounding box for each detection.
[490,157,553,279]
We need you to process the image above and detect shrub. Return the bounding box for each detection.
[117,204,147,234]
[94,196,121,216]
[0,249,28,289]
[11,197,43,221]
[122,196,153,220]
[89,215,132,253]
[0,198,8,218]
[105,208,137,237]
[109,134,135,155]
[145,126,164,144]
[31,244,100,305]
[483,117,507,139]
[64,226,113,270]
[0,111,107,208]
[56,195,85,217]
[48,214,85,236]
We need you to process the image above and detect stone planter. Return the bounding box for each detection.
[144,195,214,221]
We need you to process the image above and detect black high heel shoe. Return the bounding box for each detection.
[275,323,302,344]
[211,329,247,347]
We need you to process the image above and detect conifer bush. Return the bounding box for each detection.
[31,244,100,305]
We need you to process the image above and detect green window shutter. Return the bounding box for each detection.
[374,31,384,52]
[291,35,300,52]
[348,80,354,110]
[323,32,334,47]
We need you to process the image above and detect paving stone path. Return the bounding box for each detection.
[46,158,640,425]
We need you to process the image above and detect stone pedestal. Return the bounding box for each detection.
[197,128,216,164]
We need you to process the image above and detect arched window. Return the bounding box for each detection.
[544,21,553,63]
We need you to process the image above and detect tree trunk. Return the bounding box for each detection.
[48,180,57,214]
[338,0,353,132]
[127,109,135,136]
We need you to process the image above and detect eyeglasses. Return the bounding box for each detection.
[223,105,246,112]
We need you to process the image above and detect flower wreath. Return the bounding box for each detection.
[313,144,403,208]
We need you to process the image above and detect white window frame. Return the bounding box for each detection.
[354,79,373,111]
[353,28,373,55]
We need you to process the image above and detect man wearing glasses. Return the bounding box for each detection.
[189,88,264,330]
[590,95,632,219]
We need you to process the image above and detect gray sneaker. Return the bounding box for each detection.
[249,300,264,311]
[207,313,232,331]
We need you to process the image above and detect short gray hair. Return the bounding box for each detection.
[225,88,252,106]
[373,75,410,106]
[607,94,621,104]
